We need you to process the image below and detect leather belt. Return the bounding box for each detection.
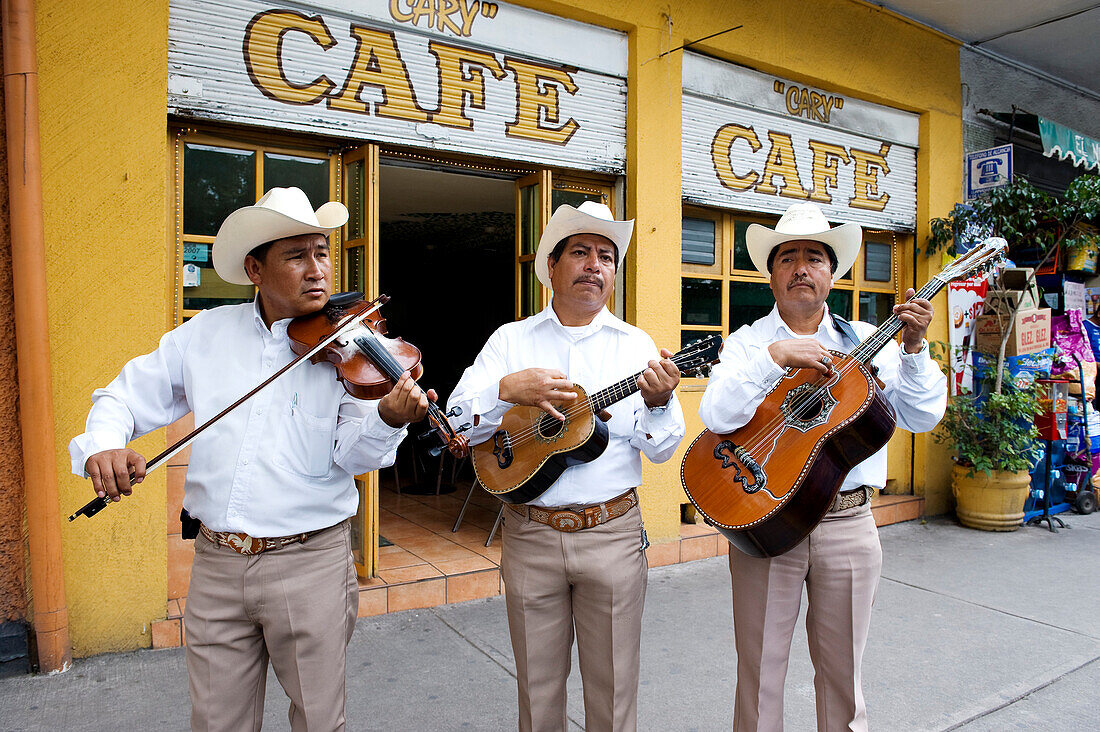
[507,488,638,533]
[829,485,874,513]
[199,523,325,556]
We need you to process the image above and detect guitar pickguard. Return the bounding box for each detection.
[491,430,514,469]
[780,380,838,432]
[713,440,772,497]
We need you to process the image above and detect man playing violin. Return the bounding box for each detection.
[448,201,686,732]
[698,202,946,731]
[69,187,431,731]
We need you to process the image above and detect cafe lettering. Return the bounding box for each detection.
[710,125,893,212]
[682,53,918,230]
[243,9,580,145]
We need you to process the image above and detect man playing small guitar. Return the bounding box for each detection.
[448,201,686,732]
[697,203,946,732]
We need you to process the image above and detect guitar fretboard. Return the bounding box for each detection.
[849,278,945,365]
[589,352,699,413]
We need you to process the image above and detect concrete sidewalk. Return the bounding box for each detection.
[2,512,1098,731]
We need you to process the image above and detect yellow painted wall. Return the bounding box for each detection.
[38,0,169,654]
[519,0,963,540]
[33,0,960,653]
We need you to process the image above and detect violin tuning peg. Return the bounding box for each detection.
[446,406,463,419]
[457,423,471,433]
[427,445,444,458]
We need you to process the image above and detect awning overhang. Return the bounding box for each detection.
[1038,116,1100,172]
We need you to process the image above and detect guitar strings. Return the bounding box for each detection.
[493,347,710,450]
[689,245,997,495]
[729,278,943,466]
[495,341,717,447]
[498,354,695,449]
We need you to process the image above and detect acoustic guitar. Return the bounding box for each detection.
[681,238,1007,558]
[473,335,723,504]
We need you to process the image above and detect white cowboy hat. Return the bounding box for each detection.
[535,201,634,289]
[212,187,349,285]
[745,203,862,281]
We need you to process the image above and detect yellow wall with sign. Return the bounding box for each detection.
[33,0,959,654]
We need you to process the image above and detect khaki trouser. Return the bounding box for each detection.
[501,502,649,732]
[729,505,882,732]
[184,520,358,732]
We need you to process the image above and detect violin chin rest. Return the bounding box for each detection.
[327,291,364,310]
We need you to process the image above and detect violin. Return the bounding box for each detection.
[70,292,466,522]
[287,292,470,459]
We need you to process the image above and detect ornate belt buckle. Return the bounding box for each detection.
[549,510,583,532]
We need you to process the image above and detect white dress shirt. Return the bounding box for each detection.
[447,303,687,507]
[698,305,946,492]
[69,299,407,536]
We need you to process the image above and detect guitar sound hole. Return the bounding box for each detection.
[536,415,565,440]
[791,395,824,421]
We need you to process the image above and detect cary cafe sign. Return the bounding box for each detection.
[242,4,581,145]
[710,81,895,213]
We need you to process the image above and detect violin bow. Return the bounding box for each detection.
[69,296,389,521]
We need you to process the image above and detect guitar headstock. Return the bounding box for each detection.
[935,236,1008,285]
[672,334,724,376]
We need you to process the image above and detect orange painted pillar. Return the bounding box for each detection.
[2,0,71,672]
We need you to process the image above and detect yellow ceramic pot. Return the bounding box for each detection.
[952,464,1032,531]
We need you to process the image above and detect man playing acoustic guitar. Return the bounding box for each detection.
[698,202,946,731]
[448,201,686,732]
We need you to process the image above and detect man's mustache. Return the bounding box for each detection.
[787,276,814,291]
[574,276,603,289]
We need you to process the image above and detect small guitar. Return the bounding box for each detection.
[472,335,723,504]
[681,237,1007,558]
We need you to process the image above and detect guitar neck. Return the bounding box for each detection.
[588,353,696,412]
[849,278,945,364]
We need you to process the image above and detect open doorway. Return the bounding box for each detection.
[377,160,515,476]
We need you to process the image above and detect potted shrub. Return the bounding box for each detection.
[930,369,1043,529]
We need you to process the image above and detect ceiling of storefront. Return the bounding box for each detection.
[876,1,1100,97]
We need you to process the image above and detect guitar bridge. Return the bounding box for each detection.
[492,430,514,469]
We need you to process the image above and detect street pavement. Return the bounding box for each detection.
[1,512,1098,731]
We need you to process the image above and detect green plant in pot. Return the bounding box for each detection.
[930,344,1044,530]
[926,175,1099,528]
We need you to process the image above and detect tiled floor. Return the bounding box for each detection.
[150,482,924,648]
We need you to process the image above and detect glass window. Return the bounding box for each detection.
[732,220,752,272]
[346,245,364,295]
[520,259,540,317]
[345,159,366,241]
[519,185,540,256]
[682,218,716,265]
[864,241,891,282]
[551,188,601,211]
[826,290,853,320]
[183,144,255,236]
[859,291,895,326]
[682,278,721,325]
[175,133,337,320]
[263,152,328,208]
[729,282,775,332]
[681,207,900,376]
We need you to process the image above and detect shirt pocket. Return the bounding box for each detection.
[273,400,338,479]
